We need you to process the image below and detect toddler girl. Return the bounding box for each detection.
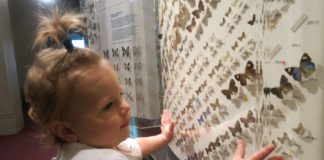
[25,9,279,160]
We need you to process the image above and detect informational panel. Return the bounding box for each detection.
[96,0,138,116]
[159,0,324,159]
[95,0,162,120]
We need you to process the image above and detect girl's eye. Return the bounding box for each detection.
[103,102,113,110]
[120,92,124,96]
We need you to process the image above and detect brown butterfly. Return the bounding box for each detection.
[277,132,293,145]
[231,41,238,50]
[192,0,204,19]
[235,61,257,86]
[264,75,293,99]
[219,131,230,142]
[292,122,306,135]
[222,79,238,99]
[225,7,232,17]
[220,17,226,26]
[209,0,220,9]
[211,113,220,125]
[240,110,256,128]
[248,14,256,25]
[202,7,212,26]
[186,17,197,32]
[210,98,220,111]
[205,137,220,154]
[229,121,242,136]
[238,32,246,41]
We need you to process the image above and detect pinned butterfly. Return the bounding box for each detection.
[285,53,316,81]
[235,61,257,86]
[264,75,293,99]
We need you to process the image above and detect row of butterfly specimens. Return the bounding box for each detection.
[159,0,323,159]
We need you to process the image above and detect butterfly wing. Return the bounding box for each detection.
[300,53,316,76]
[270,87,283,99]
[245,61,256,79]
[234,74,247,86]
[280,75,293,93]
[221,90,232,99]
[229,79,238,93]
[285,67,301,81]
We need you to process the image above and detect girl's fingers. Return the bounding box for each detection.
[248,144,276,160]
[233,139,245,159]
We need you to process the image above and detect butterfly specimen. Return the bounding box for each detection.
[209,0,220,9]
[292,122,316,142]
[285,53,316,81]
[277,132,294,145]
[264,75,293,99]
[186,17,197,32]
[238,32,246,41]
[225,7,232,17]
[240,110,256,128]
[220,17,226,26]
[205,137,221,154]
[192,0,204,18]
[219,131,230,142]
[247,14,256,25]
[202,7,212,26]
[292,122,307,135]
[235,61,257,86]
[211,113,220,125]
[222,79,238,99]
[195,24,203,40]
[210,98,220,111]
[229,121,242,136]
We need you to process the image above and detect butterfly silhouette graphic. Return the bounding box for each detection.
[103,49,109,59]
[125,77,132,86]
[122,46,130,57]
[112,48,119,57]
[235,61,256,86]
[222,79,238,99]
[264,75,293,99]
[285,53,316,81]
[124,62,131,71]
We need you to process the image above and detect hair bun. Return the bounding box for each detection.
[34,8,84,51]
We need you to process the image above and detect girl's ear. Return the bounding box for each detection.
[50,121,78,143]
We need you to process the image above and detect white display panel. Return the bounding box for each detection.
[158,0,324,159]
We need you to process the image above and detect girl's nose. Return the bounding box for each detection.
[120,98,130,115]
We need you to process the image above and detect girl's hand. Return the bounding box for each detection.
[233,139,282,160]
[161,110,174,142]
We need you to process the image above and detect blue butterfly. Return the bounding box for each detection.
[285,53,316,81]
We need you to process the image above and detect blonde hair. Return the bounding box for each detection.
[25,9,103,145]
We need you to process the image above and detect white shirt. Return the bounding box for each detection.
[54,138,142,160]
